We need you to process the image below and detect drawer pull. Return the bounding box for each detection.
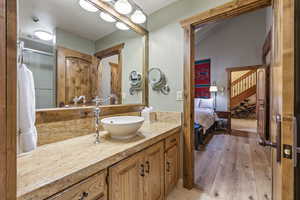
[79,192,89,200]
[166,161,171,172]
[140,164,145,177]
[145,161,150,173]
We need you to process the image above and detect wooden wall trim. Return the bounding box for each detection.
[94,43,124,59]
[281,0,295,198]
[0,0,17,199]
[36,104,145,124]
[183,25,195,189]
[143,34,149,106]
[88,0,148,35]
[180,0,272,27]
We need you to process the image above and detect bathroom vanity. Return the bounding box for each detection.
[17,113,181,200]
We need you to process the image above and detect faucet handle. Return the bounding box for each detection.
[93,96,101,106]
[73,96,78,104]
[94,107,100,115]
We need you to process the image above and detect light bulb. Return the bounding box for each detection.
[115,22,129,30]
[114,0,132,15]
[79,0,98,12]
[34,30,53,41]
[131,10,146,24]
[100,12,116,22]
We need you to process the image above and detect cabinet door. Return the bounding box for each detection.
[109,152,145,200]
[165,145,179,195]
[144,142,165,200]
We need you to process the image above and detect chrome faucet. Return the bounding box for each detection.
[93,96,101,143]
[73,95,86,105]
[94,106,101,144]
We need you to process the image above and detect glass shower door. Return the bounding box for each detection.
[23,50,55,109]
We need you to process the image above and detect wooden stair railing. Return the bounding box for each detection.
[231,69,257,107]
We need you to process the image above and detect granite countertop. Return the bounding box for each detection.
[17,120,181,200]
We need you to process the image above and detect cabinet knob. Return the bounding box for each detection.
[145,161,150,173]
[166,161,171,172]
[79,192,89,200]
[140,164,145,177]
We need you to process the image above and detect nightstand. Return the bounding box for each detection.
[215,111,231,134]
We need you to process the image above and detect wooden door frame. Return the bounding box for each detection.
[0,0,17,199]
[109,62,122,104]
[180,0,272,189]
[95,43,124,104]
[226,65,260,112]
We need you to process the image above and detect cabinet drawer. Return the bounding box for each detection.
[48,170,107,200]
[165,133,179,150]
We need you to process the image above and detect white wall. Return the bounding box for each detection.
[195,8,267,111]
[55,28,96,55]
[147,0,232,112]
[95,31,144,104]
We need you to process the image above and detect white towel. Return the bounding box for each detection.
[17,63,37,153]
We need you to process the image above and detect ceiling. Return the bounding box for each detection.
[134,0,179,15]
[19,0,179,42]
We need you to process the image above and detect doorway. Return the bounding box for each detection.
[192,8,272,199]
[227,66,260,135]
[180,0,295,199]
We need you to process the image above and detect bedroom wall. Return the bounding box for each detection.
[195,8,268,111]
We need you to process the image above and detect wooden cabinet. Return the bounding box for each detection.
[48,170,107,200]
[109,141,165,200]
[144,142,165,200]
[57,46,98,107]
[46,132,180,200]
[165,138,179,196]
[109,151,145,200]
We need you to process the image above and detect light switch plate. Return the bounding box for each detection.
[176,91,183,101]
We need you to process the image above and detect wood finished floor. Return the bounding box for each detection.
[167,131,272,200]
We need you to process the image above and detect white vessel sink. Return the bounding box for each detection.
[101,116,144,139]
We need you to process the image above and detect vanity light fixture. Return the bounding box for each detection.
[100,12,116,22]
[79,0,98,12]
[130,10,146,24]
[115,22,129,30]
[34,30,53,41]
[114,0,132,15]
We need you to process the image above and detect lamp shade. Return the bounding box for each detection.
[79,0,98,12]
[209,85,218,92]
[114,0,132,15]
[131,10,146,24]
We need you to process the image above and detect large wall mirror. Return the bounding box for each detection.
[18,0,148,109]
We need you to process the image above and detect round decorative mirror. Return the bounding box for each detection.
[129,70,143,95]
[148,68,170,95]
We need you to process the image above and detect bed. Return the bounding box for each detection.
[194,98,217,133]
